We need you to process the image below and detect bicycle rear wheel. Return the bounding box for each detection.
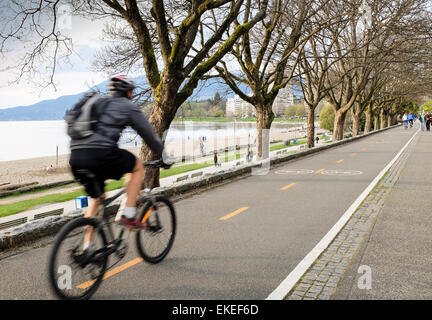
[48,217,108,300]
[136,196,176,264]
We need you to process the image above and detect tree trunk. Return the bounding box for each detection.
[380,110,388,129]
[333,110,347,141]
[306,105,316,148]
[256,106,275,160]
[352,111,361,137]
[374,115,379,131]
[351,102,362,137]
[140,90,179,189]
[387,114,392,127]
[364,107,372,133]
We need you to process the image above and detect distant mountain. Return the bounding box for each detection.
[0,93,86,121]
[0,76,301,121]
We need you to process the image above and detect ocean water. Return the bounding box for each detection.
[0,120,295,162]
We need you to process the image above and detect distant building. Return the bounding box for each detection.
[272,87,295,116]
[225,84,304,118]
[226,95,254,118]
[272,84,304,116]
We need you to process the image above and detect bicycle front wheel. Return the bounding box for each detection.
[136,196,176,264]
[48,217,108,300]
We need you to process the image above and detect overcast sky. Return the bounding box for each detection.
[0,14,111,109]
[0,4,240,110]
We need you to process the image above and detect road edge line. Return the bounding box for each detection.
[266,128,420,300]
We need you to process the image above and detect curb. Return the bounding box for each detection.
[0,124,400,250]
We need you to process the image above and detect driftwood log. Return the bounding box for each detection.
[0,182,38,191]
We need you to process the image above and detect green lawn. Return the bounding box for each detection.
[270,139,307,151]
[160,162,212,178]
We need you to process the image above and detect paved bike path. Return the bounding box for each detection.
[0,126,417,299]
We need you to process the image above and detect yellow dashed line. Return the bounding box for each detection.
[281,183,297,191]
[315,168,326,174]
[337,159,344,163]
[220,207,249,221]
[77,257,143,290]
[351,153,357,157]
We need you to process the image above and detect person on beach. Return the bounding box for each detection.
[69,75,173,253]
[214,152,219,167]
[46,164,55,172]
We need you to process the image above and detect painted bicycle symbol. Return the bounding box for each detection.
[321,170,363,176]
[275,169,315,175]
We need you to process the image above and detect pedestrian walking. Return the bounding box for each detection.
[246,146,253,162]
[315,136,319,145]
[200,143,204,156]
[426,112,431,131]
[408,112,414,128]
[402,113,408,129]
[420,112,426,131]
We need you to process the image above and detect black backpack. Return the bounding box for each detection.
[64,92,103,140]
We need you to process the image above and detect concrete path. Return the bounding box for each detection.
[331,128,432,299]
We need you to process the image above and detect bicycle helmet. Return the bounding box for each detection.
[109,75,136,93]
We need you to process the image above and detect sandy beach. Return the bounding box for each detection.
[0,124,325,188]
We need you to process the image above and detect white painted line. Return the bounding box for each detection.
[266,128,420,300]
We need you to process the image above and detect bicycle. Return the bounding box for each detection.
[48,159,176,300]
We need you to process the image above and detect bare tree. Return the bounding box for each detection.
[297,3,351,147]
[214,0,331,159]
[0,0,269,188]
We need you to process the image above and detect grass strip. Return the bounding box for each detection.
[160,162,212,178]
[270,139,307,151]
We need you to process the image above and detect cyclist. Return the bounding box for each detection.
[408,112,414,128]
[69,75,172,251]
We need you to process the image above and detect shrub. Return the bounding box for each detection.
[320,104,335,131]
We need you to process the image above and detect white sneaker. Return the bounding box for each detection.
[115,195,127,222]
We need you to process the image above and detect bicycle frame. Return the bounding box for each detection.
[91,186,156,246]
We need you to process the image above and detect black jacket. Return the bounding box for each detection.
[70,93,164,156]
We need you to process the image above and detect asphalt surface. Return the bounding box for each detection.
[0,126,417,300]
